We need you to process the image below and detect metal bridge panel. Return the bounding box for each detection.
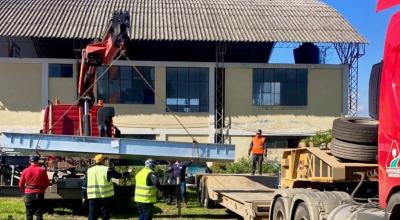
[0,133,235,162]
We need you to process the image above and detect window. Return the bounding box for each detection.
[253,68,307,106]
[49,64,73,78]
[97,66,155,104]
[166,67,209,112]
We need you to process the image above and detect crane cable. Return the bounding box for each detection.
[34,53,124,156]
[122,55,199,159]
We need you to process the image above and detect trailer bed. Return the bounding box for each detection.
[198,174,277,220]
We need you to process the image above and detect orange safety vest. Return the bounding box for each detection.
[251,136,266,154]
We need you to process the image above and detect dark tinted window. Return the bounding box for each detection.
[49,64,73,78]
[97,66,155,104]
[253,68,308,106]
[166,67,209,112]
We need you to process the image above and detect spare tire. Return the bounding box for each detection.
[332,117,378,145]
[369,62,383,120]
[331,138,377,162]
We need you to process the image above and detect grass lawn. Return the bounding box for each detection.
[0,190,237,220]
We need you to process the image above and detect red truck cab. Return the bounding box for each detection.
[378,8,400,213]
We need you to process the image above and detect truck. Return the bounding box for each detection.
[196,1,400,219]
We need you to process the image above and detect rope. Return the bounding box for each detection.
[122,55,199,159]
[122,55,198,144]
[34,53,124,156]
[34,52,201,161]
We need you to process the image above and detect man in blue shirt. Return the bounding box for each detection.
[170,159,193,207]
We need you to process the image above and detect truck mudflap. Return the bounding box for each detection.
[270,189,351,220]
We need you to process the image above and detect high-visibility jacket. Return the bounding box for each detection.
[87,165,114,199]
[251,136,266,155]
[134,167,157,203]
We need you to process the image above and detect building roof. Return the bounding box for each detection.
[0,0,366,43]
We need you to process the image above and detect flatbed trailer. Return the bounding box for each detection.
[197,146,379,220]
[197,174,278,220]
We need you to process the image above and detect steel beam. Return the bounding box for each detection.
[0,133,235,162]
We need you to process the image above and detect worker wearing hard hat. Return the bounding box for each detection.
[248,129,267,175]
[82,154,130,220]
[19,155,50,220]
[135,158,160,220]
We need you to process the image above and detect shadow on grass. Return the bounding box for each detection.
[153,214,236,219]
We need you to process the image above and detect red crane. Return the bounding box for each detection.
[42,11,130,137]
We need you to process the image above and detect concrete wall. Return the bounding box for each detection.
[225,65,346,137]
[0,58,347,161]
[0,61,42,132]
[48,63,77,103]
[166,135,209,143]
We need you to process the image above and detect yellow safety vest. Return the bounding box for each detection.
[134,167,157,203]
[87,165,114,199]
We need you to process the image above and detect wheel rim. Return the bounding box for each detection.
[276,210,285,220]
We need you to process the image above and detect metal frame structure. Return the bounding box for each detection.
[280,147,377,188]
[214,42,227,144]
[211,41,365,143]
[0,132,235,162]
[334,43,366,116]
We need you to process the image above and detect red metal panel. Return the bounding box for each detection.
[45,105,80,135]
[377,0,400,12]
[378,11,400,208]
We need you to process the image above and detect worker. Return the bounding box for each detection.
[248,129,267,175]
[135,158,160,220]
[172,159,193,207]
[19,155,50,220]
[81,154,129,220]
[165,161,176,205]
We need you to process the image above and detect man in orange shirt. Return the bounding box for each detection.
[248,129,267,175]
[19,155,50,220]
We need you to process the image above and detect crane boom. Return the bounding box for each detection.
[78,11,130,99]
[42,12,130,137]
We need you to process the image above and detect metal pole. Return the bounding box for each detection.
[177,176,181,217]
[10,165,15,186]
[83,98,91,136]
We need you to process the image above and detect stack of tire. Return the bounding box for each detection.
[331,117,378,163]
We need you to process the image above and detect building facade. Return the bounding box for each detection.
[0,0,365,160]
[0,57,348,160]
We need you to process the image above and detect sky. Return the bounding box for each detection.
[270,0,400,116]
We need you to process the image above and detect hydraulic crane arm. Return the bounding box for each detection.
[78,11,130,98]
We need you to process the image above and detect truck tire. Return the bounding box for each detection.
[369,62,382,120]
[331,138,377,162]
[203,187,216,208]
[294,202,310,220]
[272,197,286,220]
[387,192,400,220]
[332,117,378,145]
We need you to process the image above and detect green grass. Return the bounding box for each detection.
[0,190,235,220]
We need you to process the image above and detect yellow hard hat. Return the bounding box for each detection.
[94,154,105,163]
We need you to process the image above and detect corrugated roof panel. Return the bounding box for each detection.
[0,0,366,43]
